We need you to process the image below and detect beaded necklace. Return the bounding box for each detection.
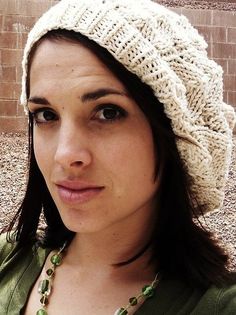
[36,243,159,315]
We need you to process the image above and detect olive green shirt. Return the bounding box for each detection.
[1,234,236,314]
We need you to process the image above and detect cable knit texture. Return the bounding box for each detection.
[20,0,236,213]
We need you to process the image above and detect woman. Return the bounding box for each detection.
[0,0,236,314]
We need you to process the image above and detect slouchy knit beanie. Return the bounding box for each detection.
[20,0,236,213]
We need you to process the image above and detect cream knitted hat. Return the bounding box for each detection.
[20,0,236,213]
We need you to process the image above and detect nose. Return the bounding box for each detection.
[54,122,92,170]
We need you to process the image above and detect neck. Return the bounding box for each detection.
[63,237,155,288]
[64,219,156,277]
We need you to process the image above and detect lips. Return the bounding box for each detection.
[55,180,104,204]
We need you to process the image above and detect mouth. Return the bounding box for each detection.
[55,182,104,204]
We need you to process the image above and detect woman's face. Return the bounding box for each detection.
[28,39,159,235]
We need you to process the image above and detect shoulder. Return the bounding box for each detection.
[0,232,16,265]
[193,279,236,315]
[0,233,50,314]
[136,276,236,315]
[0,232,50,268]
[214,281,236,314]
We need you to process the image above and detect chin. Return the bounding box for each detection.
[63,223,107,234]
[59,211,106,234]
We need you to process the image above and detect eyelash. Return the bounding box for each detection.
[29,104,128,126]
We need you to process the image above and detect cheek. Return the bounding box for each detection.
[103,140,158,224]
[104,129,157,194]
[33,131,54,177]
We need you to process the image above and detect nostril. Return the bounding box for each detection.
[54,145,93,169]
[71,160,84,167]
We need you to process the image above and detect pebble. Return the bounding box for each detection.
[158,0,236,11]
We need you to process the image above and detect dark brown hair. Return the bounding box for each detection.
[4,29,232,289]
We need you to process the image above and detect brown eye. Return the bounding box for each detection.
[31,109,58,124]
[94,104,127,122]
[101,108,120,120]
[41,110,56,121]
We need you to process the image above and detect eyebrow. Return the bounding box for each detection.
[28,88,128,105]
[81,88,128,102]
[28,96,50,105]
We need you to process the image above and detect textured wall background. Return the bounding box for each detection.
[0,0,236,132]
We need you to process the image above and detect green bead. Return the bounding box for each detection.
[142,285,155,298]
[50,253,62,266]
[36,309,48,315]
[129,296,138,306]
[38,279,51,295]
[46,268,54,276]
[117,308,128,315]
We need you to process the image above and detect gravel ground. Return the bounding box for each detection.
[0,132,235,270]
[157,0,236,11]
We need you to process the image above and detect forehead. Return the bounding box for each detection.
[29,39,126,92]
